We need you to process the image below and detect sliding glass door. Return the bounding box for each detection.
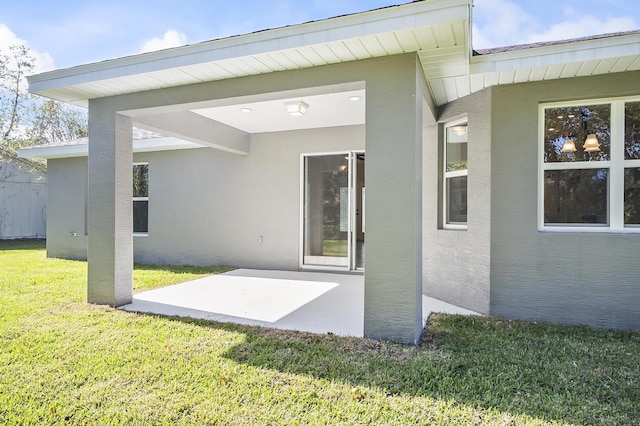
[302,152,364,270]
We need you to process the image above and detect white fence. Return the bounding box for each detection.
[0,156,47,239]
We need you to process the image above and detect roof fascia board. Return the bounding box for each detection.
[18,144,88,159]
[1,145,47,171]
[470,32,640,74]
[28,0,471,96]
[17,137,202,160]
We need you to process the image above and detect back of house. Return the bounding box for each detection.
[20,0,640,341]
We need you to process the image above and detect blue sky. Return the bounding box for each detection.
[1,0,638,73]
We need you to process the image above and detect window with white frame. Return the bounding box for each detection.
[133,163,149,234]
[444,120,468,228]
[540,97,640,231]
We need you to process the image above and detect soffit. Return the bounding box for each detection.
[28,0,472,107]
[461,31,640,102]
[26,1,639,112]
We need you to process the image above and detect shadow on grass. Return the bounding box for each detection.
[158,312,639,425]
[0,239,45,251]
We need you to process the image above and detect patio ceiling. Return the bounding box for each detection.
[192,89,366,134]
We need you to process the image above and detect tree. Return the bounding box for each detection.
[26,99,88,146]
[0,44,87,153]
[0,45,35,146]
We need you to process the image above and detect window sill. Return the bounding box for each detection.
[443,224,467,231]
[133,233,149,238]
[539,226,640,234]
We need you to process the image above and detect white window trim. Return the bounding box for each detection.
[538,95,640,233]
[133,162,149,237]
[443,118,468,230]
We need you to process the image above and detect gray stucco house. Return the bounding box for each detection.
[20,0,640,343]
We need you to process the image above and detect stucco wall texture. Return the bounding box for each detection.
[489,71,640,330]
[47,125,365,268]
[423,89,492,315]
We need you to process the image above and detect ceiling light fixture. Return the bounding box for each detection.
[349,96,361,102]
[583,134,601,152]
[284,101,308,116]
[561,138,577,153]
[451,125,468,136]
[240,107,252,113]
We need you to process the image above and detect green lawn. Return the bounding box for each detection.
[1,240,639,425]
[322,239,348,257]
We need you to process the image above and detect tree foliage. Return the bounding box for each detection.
[0,44,87,155]
[543,104,611,163]
[0,45,34,145]
[26,99,88,146]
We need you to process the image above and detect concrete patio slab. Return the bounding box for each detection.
[121,269,479,337]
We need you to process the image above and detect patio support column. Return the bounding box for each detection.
[87,101,133,306]
[364,54,423,344]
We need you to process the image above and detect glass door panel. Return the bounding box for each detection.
[303,154,350,267]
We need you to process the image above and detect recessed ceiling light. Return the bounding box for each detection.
[349,96,361,102]
[240,107,252,113]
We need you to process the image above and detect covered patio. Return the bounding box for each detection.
[121,269,479,337]
[27,1,477,344]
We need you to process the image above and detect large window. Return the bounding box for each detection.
[540,97,640,232]
[133,163,149,235]
[444,120,468,228]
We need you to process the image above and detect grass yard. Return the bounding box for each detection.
[1,240,639,425]
[322,239,348,257]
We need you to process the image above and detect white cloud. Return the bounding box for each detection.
[0,24,55,73]
[472,0,538,49]
[472,0,638,50]
[524,16,637,44]
[139,29,188,53]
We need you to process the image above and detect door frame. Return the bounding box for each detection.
[299,151,364,272]
[350,151,365,271]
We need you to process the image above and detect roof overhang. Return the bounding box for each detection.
[27,0,472,108]
[25,0,640,112]
[467,31,640,97]
[18,136,203,160]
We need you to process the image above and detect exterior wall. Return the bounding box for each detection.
[422,89,492,314]
[136,125,364,267]
[46,125,364,268]
[490,71,640,330]
[46,157,86,258]
[0,154,46,239]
